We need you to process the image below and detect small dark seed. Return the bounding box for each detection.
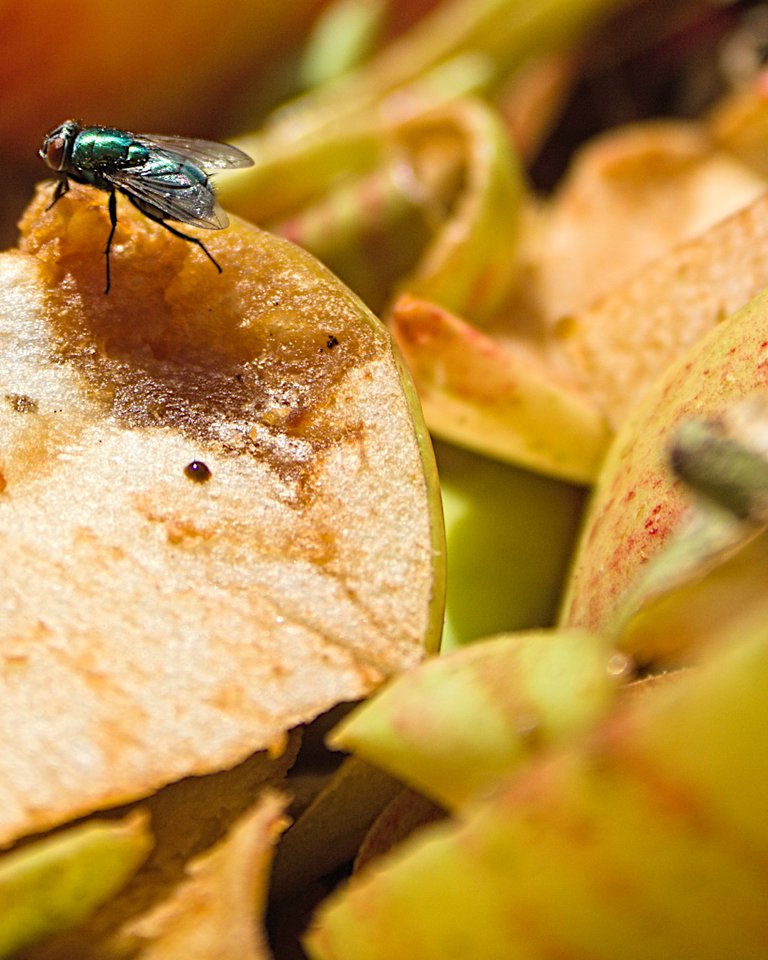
[326,335,339,350]
[184,460,211,483]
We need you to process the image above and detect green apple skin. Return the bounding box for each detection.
[307,613,768,960]
[0,814,150,958]
[436,441,586,649]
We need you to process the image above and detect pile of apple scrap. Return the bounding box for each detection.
[304,253,768,960]
[390,79,768,483]
[302,85,768,959]
[298,79,768,958]
[0,189,443,957]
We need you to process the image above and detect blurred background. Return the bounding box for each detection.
[3,0,768,245]
[0,0,441,244]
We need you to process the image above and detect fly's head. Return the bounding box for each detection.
[40,120,81,173]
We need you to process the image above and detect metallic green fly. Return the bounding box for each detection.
[39,120,253,293]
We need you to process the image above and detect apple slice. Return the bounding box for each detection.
[535,119,766,326]
[0,183,444,851]
[557,190,768,430]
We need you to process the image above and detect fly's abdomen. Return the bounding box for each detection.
[73,127,150,170]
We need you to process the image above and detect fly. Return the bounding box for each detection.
[39,120,253,293]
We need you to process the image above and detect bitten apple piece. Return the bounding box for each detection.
[0,183,444,851]
[307,613,768,960]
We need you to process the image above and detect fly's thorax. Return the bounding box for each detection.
[72,127,150,171]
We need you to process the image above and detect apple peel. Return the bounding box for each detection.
[307,614,768,960]
[390,294,611,482]
[0,813,151,959]
[558,189,768,429]
[329,629,619,810]
[607,400,768,663]
[436,440,586,648]
[270,757,402,900]
[395,99,526,323]
[561,286,768,638]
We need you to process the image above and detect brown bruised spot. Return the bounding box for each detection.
[19,183,382,492]
[165,517,216,547]
[5,393,39,413]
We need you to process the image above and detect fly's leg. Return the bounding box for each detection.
[103,189,118,295]
[129,200,223,275]
[153,218,222,274]
[45,177,69,211]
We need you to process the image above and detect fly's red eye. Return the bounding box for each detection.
[45,136,66,170]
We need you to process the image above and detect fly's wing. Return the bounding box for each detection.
[106,152,229,229]
[135,134,253,171]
